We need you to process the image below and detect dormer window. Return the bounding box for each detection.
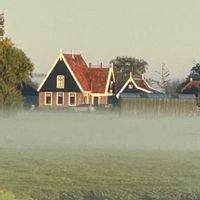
[57,75,65,89]
[128,84,133,89]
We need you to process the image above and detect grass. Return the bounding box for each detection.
[1,148,200,200]
[1,111,200,199]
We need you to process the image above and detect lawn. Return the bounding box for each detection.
[0,111,200,200]
[0,148,200,200]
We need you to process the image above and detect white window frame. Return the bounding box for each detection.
[92,96,100,105]
[56,75,65,89]
[68,92,76,106]
[45,92,52,105]
[56,92,64,106]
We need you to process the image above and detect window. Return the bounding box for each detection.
[69,93,76,106]
[57,92,64,105]
[57,75,65,89]
[93,96,99,105]
[45,92,52,105]
[83,95,88,104]
[128,84,133,89]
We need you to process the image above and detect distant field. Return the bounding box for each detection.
[0,111,200,200]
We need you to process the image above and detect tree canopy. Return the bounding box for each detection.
[187,62,200,80]
[110,56,148,86]
[0,38,34,110]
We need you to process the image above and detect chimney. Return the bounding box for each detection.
[100,62,103,68]
[89,62,92,68]
[71,50,75,59]
[142,74,144,79]
[59,49,63,61]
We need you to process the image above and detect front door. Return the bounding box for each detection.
[93,96,99,105]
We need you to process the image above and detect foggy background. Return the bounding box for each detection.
[0,111,199,151]
[1,0,200,79]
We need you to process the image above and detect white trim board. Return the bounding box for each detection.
[116,77,152,98]
[37,54,61,92]
[105,67,115,94]
[37,52,89,93]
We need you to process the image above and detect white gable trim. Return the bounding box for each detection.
[105,67,115,94]
[37,54,61,92]
[143,79,162,93]
[60,54,85,92]
[116,77,152,99]
[37,53,87,93]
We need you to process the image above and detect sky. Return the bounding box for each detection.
[1,0,200,80]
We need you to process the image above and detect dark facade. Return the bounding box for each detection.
[40,60,81,92]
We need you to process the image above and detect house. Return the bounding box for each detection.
[117,75,196,115]
[18,82,38,108]
[116,73,160,98]
[177,78,200,95]
[177,78,200,106]
[37,51,115,107]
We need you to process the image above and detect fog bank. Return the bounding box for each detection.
[0,111,199,151]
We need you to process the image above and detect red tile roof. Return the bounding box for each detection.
[63,54,91,91]
[63,54,110,93]
[179,80,200,93]
[134,78,158,93]
[89,68,110,93]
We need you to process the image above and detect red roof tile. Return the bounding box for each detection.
[89,68,110,93]
[63,54,91,91]
[179,80,200,93]
[63,54,110,93]
[134,78,158,93]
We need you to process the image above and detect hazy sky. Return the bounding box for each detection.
[1,0,200,79]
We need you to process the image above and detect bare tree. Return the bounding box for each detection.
[150,63,171,93]
[0,13,5,40]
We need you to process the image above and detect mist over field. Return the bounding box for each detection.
[0,111,199,151]
[1,111,200,200]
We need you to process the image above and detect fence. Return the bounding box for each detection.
[119,93,197,116]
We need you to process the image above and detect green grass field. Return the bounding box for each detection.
[1,112,200,200]
[1,148,200,200]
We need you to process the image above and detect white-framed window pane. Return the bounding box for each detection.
[57,75,65,88]
[70,95,75,105]
[57,92,64,105]
[46,92,52,105]
[93,96,99,105]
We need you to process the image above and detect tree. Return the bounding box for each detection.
[150,64,171,93]
[0,38,34,110]
[0,13,5,40]
[110,56,148,87]
[187,62,200,80]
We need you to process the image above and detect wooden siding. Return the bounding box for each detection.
[40,60,81,92]
[120,97,196,116]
